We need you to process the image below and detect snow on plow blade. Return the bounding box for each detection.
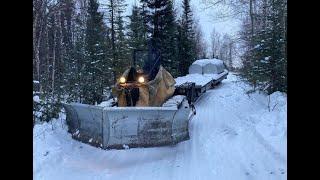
[63,96,192,149]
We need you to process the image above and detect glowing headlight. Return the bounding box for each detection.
[138,76,145,83]
[119,77,126,84]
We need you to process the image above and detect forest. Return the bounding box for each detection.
[33,0,287,123]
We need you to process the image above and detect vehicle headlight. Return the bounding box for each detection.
[138,76,145,83]
[119,77,126,84]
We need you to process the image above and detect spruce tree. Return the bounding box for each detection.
[115,5,130,73]
[83,0,108,104]
[177,0,196,75]
[240,0,287,94]
[128,5,147,51]
[140,0,178,76]
[106,0,129,83]
[158,1,178,77]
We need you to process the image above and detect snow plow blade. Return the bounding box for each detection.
[63,96,192,149]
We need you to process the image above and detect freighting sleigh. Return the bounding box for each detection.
[63,47,227,149]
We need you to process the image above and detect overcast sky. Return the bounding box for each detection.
[100,0,241,58]
[128,0,239,48]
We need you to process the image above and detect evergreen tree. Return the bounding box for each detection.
[177,0,196,75]
[240,0,287,94]
[128,5,147,51]
[115,4,131,73]
[127,5,148,68]
[159,1,178,77]
[194,20,207,59]
[106,0,129,83]
[140,0,178,77]
[83,0,108,104]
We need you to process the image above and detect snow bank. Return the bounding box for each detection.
[253,91,287,158]
[33,113,70,179]
[269,91,287,111]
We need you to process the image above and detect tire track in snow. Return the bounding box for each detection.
[128,150,147,180]
[212,78,286,165]
[195,80,285,179]
[191,90,219,180]
[168,91,214,180]
[219,99,287,165]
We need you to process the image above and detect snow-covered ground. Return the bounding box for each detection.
[33,73,287,180]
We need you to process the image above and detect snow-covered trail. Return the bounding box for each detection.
[33,73,287,180]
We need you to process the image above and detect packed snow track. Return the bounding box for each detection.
[34,73,287,180]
